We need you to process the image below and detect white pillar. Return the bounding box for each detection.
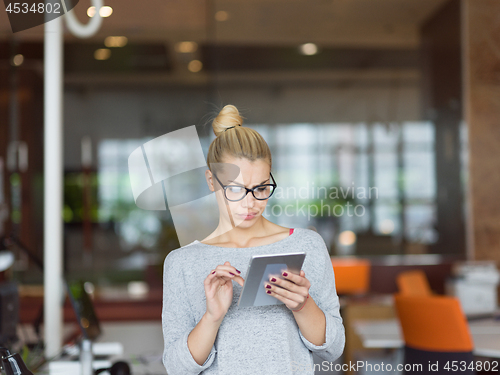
[44,13,64,358]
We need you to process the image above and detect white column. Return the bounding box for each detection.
[44,12,64,358]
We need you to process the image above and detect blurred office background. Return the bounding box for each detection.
[0,0,471,280]
[1,0,500,373]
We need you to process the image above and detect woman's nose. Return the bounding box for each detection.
[241,192,256,207]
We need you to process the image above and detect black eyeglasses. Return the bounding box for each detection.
[212,171,277,202]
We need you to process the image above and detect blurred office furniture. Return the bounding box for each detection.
[331,258,370,295]
[354,315,500,358]
[340,256,454,375]
[342,295,395,375]
[0,66,45,272]
[446,261,500,316]
[396,270,433,296]
[353,296,500,375]
[394,294,475,374]
[368,256,454,294]
[0,347,34,375]
[37,279,129,375]
[95,361,131,375]
[0,283,18,346]
[355,233,399,256]
[18,285,162,324]
[0,247,18,346]
[93,322,163,374]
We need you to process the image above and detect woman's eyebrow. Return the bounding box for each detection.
[228,178,270,187]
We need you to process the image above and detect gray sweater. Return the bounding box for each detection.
[162,227,345,375]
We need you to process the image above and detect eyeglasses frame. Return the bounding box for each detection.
[211,170,277,202]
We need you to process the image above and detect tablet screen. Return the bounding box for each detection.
[237,252,306,308]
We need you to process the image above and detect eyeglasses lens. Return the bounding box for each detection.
[226,185,275,201]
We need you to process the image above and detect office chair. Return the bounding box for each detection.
[396,269,432,296]
[394,294,476,375]
[330,258,370,295]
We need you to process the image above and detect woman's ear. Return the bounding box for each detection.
[205,169,214,192]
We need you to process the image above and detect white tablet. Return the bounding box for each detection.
[237,252,306,308]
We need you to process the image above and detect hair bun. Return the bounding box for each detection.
[212,104,244,137]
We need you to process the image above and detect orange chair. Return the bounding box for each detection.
[394,294,475,374]
[396,269,432,296]
[330,258,370,295]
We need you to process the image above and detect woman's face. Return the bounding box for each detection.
[207,156,272,229]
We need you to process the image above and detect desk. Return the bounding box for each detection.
[353,318,500,358]
[95,321,165,374]
[341,297,396,375]
[23,322,165,375]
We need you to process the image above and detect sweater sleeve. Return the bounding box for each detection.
[162,250,217,375]
[297,234,346,363]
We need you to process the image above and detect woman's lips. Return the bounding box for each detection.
[237,213,257,219]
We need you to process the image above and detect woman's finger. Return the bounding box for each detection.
[265,288,299,308]
[215,269,245,287]
[265,283,304,304]
[215,264,242,276]
[213,269,236,278]
[279,269,310,288]
[233,275,244,287]
[205,270,232,286]
[268,274,309,297]
[205,266,244,288]
[268,277,301,294]
[215,263,244,283]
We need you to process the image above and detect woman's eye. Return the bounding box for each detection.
[256,187,267,192]
[228,186,243,193]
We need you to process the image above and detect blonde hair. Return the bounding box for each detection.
[206,104,272,169]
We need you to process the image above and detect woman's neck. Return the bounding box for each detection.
[202,217,273,247]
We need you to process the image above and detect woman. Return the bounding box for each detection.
[162,105,345,375]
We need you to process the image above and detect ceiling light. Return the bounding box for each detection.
[11,54,24,66]
[94,48,111,60]
[88,5,113,17]
[104,36,128,48]
[299,43,318,56]
[215,10,229,22]
[188,60,203,73]
[99,6,113,17]
[87,6,96,17]
[175,41,198,53]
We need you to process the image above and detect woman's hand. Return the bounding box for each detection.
[204,261,245,323]
[265,270,311,311]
